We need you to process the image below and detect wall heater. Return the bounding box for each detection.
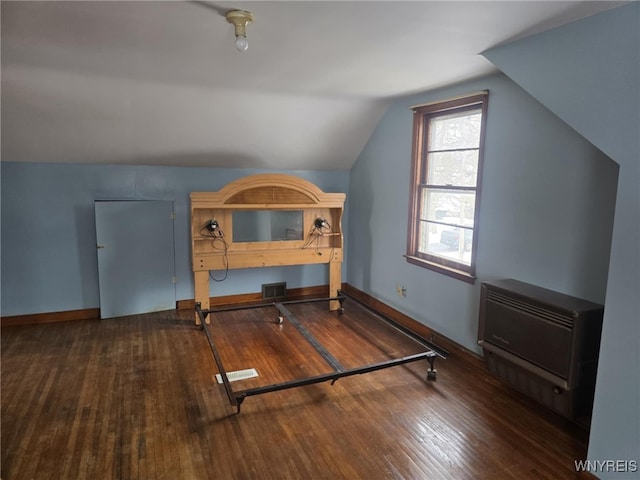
[478,279,603,421]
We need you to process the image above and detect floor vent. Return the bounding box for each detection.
[215,368,259,384]
[262,282,287,300]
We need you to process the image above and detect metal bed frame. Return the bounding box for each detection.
[195,290,448,414]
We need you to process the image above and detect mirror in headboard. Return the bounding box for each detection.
[232,210,304,242]
[190,174,346,323]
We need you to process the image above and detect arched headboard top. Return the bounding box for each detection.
[190,174,345,208]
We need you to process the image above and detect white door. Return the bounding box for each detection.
[95,200,176,319]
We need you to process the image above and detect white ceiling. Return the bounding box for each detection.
[1,1,624,170]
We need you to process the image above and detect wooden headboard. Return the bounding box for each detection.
[190,174,345,323]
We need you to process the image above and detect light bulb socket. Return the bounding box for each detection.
[314,218,328,230]
[225,10,253,38]
[205,219,219,232]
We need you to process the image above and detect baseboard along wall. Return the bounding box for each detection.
[0,284,481,369]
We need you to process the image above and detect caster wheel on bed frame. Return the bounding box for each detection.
[427,370,437,381]
[275,316,284,325]
[338,308,344,315]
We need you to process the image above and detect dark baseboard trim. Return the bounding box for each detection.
[2,284,481,372]
[2,285,334,327]
[176,284,335,310]
[340,284,483,366]
[178,282,480,365]
[1,308,101,328]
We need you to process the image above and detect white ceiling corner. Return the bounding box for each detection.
[0,0,626,170]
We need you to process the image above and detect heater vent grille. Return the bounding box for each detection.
[486,290,574,330]
[215,368,258,384]
[262,282,286,300]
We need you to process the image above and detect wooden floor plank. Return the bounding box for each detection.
[1,303,590,480]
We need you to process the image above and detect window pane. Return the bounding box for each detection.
[408,92,487,278]
[420,188,476,227]
[427,150,478,187]
[418,221,473,266]
[428,110,481,150]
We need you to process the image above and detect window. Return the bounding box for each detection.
[406,92,488,283]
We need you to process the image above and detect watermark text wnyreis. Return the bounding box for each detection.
[575,459,638,473]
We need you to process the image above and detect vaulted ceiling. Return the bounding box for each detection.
[1,1,624,170]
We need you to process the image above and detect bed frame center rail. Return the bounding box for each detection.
[274,302,345,373]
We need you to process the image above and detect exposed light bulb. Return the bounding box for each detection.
[235,36,249,52]
[225,10,253,53]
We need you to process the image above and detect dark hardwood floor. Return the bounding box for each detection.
[1,300,590,479]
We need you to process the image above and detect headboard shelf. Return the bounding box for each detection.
[190,174,345,323]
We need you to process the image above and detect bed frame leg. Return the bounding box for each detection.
[234,397,245,415]
[337,293,345,315]
[426,351,437,381]
[195,302,209,325]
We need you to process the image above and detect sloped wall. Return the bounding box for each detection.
[347,71,617,352]
[483,3,639,477]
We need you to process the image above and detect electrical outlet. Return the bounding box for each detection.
[396,284,407,298]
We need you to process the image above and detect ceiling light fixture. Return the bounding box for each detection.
[225,10,253,52]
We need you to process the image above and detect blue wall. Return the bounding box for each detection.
[2,5,635,476]
[484,3,639,477]
[347,72,618,353]
[1,163,349,316]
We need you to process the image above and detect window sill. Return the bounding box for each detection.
[404,255,476,284]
